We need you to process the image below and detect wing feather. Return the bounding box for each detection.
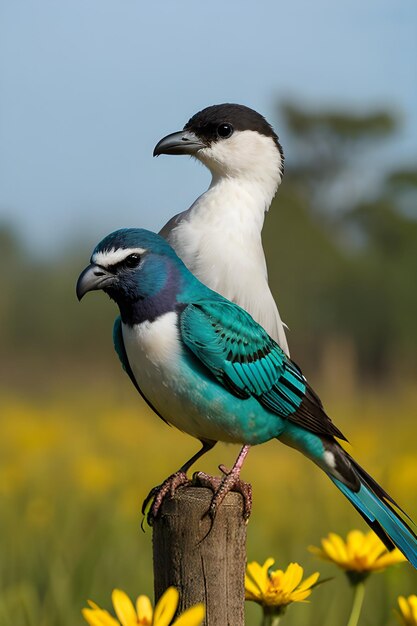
[180,301,346,440]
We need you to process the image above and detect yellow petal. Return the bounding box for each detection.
[321,537,342,564]
[172,604,205,626]
[365,539,386,564]
[82,609,101,626]
[246,559,274,595]
[410,596,417,607]
[398,596,411,621]
[88,600,102,610]
[82,608,120,626]
[289,588,313,603]
[296,571,320,592]
[136,595,153,624]
[153,587,179,626]
[246,561,266,591]
[410,596,417,623]
[282,563,303,593]
[374,549,406,569]
[244,574,262,600]
[112,590,137,626]
[346,530,364,551]
[328,533,348,562]
[364,530,382,548]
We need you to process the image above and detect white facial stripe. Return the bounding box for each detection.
[92,247,147,268]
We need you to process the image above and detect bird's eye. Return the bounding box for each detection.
[124,253,141,268]
[217,123,234,139]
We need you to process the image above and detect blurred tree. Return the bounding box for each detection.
[280,101,398,210]
[386,166,417,218]
[0,225,114,386]
[264,102,417,383]
[0,224,25,349]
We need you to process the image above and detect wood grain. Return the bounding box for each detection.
[153,487,247,626]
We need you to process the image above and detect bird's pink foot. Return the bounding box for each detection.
[194,465,252,521]
[142,471,191,525]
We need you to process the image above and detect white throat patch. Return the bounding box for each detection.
[197,130,283,201]
[122,311,181,369]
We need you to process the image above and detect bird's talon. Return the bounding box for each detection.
[193,469,252,521]
[141,471,191,524]
[193,471,222,491]
[218,464,230,476]
[141,486,159,515]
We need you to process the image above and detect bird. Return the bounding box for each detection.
[152,103,289,508]
[153,103,289,355]
[77,227,417,568]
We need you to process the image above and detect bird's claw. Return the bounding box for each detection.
[193,468,252,522]
[141,471,191,526]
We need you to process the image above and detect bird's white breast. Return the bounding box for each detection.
[122,311,182,370]
[122,313,191,431]
[121,312,224,440]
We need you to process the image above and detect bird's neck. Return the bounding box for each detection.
[191,173,277,234]
[195,134,283,224]
[112,260,184,326]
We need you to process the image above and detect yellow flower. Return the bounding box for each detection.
[82,587,204,626]
[245,558,320,614]
[310,530,406,583]
[398,595,417,625]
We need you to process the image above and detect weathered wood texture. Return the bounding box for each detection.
[152,487,247,626]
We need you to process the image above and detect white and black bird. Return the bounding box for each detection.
[154,103,289,355]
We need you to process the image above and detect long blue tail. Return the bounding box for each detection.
[279,427,417,569]
[329,454,417,568]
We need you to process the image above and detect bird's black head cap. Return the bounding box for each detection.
[184,103,284,160]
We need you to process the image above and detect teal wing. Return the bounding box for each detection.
[180,301,346,440]
[113,317,169,425]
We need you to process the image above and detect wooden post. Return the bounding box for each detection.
[152,487,247,625]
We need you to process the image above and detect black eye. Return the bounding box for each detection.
[124,253,141,268]
[217,123,234,139]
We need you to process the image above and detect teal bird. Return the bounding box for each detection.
[77,228,417,568]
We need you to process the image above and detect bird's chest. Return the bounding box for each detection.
[122,312,184,394]
[121,313,218,438]
[121,313,281,445]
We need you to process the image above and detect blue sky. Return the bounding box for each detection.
[0,0,416,255]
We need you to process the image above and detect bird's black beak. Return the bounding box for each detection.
[153,130,205,156]
[76,264,115,301]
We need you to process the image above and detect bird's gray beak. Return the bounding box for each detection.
[153,130,205,156]
[76,264,115,301]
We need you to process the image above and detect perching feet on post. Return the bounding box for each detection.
[142,471,191,525]
[194,467,252,523]
[142,440,218,525]
[194,444,253,523]
[142,444,252,527]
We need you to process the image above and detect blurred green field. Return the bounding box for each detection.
[1,374,417,626]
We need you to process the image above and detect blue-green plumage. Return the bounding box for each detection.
[77,227,417,569]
